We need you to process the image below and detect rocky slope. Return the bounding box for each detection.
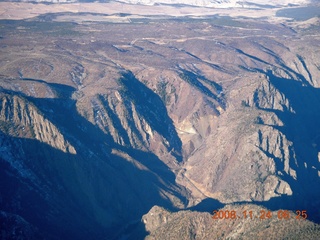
[0,6,319,239]
[143,204,320,239]
[0,76,188,238]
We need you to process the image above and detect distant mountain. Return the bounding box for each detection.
[116,0,310,8]
[0,0,311,7]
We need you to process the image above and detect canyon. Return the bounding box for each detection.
[0,1,320,239]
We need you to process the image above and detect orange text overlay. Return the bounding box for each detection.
[212,210,307,220]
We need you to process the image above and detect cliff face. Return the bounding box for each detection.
[0,10,319,239]
[179,43,320,211]
[0,83,188,239]
[0,92,76,154]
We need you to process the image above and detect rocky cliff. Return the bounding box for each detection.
[0,7,319,239]
[143,205,320,239]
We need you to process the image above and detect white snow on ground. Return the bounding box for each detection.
[117,0,310,8]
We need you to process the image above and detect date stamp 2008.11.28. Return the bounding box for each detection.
[212,210,308,220]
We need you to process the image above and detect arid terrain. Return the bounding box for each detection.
[0,1,320,239]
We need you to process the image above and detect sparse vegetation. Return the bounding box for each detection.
[241,100,250,107]
[0,4,320,239]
